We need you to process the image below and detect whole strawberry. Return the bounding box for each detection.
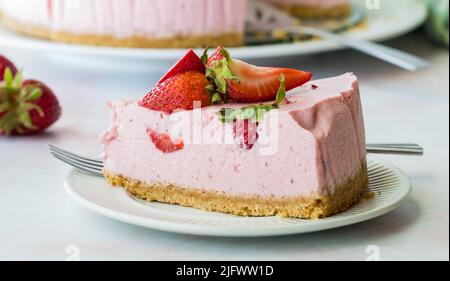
[0,55,18,80]
[0,69,61,135]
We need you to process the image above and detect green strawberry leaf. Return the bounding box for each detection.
[273,74,286,107]
[0,111,18,134]
[4,68,13,87]
[205,47,239,104]
[211,92,223,104]
[18,110,35,129]
[25,88,43,101]
[217,108,236,123]
[201,47,209,65]
[23,103,45,117]
[11,70,23,89]
[220,48,233,63]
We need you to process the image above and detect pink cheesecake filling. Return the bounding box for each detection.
[1,0,247,38]
[264,0,349,8]
[101,73,365,198]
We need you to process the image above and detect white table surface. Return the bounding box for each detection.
[0,32,448,261]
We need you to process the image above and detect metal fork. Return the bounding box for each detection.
[50,145,104,176]
[366,143,424,155]
[49,143,424,177]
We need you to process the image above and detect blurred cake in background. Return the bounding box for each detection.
[265,0,351,18]
[0,0,247,48]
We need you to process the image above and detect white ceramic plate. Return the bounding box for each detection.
[0,0,427,69]
[65,156,411,237]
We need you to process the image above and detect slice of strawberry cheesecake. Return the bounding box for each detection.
[101,47,368,219]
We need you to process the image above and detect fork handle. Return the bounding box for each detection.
[286,26,430,71]
[366,143,424,156]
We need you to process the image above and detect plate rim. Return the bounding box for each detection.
[64,156,412,237]
[0,0,428,60]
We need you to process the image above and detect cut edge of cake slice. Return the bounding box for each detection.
[101,48,368,219]
[101,74,368,219]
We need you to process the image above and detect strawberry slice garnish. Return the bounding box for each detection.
[227,59,312,103]
[139,71,212,113]
[139,47,313,116]
[148,129,184,153]
[158,49,206,84]
[207,46,312,103]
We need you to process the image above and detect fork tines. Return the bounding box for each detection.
[49,145,104,176]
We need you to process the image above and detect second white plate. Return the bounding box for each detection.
[65,156,411,237]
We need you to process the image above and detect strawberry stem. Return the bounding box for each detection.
[273,74,286,107]
[204,47,240,104]
[201,47,209,65]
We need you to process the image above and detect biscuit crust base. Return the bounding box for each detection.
[2,16,243,48]
[104,161,368,219]
[282,4,351,19]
